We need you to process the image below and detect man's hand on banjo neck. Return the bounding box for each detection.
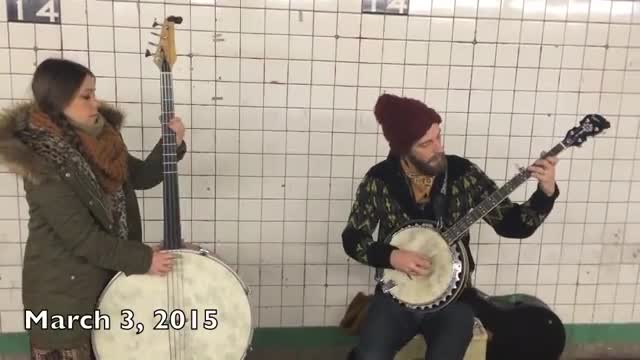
[390,249,432,277]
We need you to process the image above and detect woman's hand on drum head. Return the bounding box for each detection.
[148,247,174,276]
[390,249,431,277]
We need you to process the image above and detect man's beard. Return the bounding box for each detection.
[407,152,448,176]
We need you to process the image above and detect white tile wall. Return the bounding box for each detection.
[0,0,639,333]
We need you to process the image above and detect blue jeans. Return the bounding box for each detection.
[351,289,475,360]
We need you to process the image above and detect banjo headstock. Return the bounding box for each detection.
[561,114,610,148]
[145,16,183,72]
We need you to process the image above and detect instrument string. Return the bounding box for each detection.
[161,65,178,360]
[166,68,185,360]
[160,69,174,360]
[167,65,187,360]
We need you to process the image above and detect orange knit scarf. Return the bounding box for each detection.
[31,111,128,194]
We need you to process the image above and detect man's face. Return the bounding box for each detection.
[407,123,447,176]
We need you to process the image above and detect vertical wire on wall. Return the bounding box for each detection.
[258,0,269,327]
[324,0,341,325]
[541,0,570,319]
[486,0,506,296]
[498,0,524,297]
[301,2,315,327]
[346,0,369,307]
[459,0,481,291]
[519,0,550,298]
[567,0,597,323]
[589,0,616,323]
[528,0,554,311]
[603,0,634,323]
[280,0,292,327]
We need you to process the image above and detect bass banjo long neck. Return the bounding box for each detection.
[147,15,183,250]
[442,114,610,245]
[160,63,181,250]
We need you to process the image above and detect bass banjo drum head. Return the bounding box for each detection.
[92,249,253,360]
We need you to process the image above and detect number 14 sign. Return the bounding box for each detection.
[362,0,410,15]
[7,0,60,24]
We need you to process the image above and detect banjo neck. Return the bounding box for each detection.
[442,141,567,245]
[159,63,182,250]
[147,15,183,251]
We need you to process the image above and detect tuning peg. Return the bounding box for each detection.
[151,32,161,37]
[152,19,160,28]
[145,49,153,58]
[148,41,158,47]
[167,16,183,24]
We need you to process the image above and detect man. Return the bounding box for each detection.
[342,93,559,360]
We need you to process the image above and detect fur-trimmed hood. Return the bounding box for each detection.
[0,101,125,184]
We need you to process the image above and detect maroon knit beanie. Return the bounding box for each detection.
[374,93,442,155]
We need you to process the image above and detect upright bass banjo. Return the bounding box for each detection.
[378,113,610,312]
[92,16,253,360]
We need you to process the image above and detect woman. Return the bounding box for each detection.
[0,58,186,359]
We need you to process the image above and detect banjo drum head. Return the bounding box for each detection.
[385,225,457,308]
[92,249,253,360]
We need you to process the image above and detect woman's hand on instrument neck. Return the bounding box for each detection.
[147,246,174,276]
[527,154,559,197]
[168,116,185,146]
[390,249,431,277]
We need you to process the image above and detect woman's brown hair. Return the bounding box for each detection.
[30,58,95,151]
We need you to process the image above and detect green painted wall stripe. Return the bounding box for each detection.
[1,324,639,354]
[0,333,29,354]
[564,323,640,344]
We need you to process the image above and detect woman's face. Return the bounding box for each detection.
[63,75,99,125]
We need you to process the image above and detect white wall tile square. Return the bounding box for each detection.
[9,23,34,48]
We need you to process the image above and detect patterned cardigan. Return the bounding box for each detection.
[341,154,559,274]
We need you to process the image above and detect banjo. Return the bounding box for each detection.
[92,16,253,359]
[378,113,610,312]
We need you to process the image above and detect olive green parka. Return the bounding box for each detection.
[0,102,187,349]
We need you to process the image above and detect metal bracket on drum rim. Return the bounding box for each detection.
[380,279,398,293]
[452,260,462,272]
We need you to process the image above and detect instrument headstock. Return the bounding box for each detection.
[562,114,610,147]
[145,16,182,71]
